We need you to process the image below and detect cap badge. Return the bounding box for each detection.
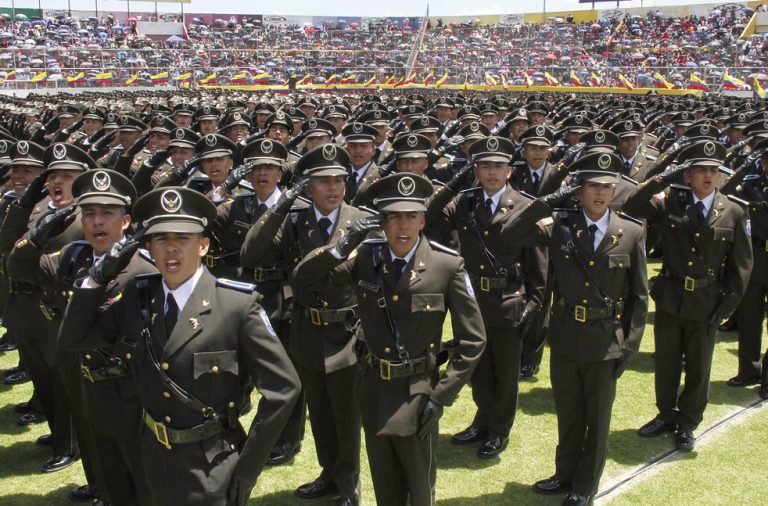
[595,131,606,143]
[701,125,710,135]
[52,144,67,160]
[397,176,416,196]
[575,115,584,124]
[322,144,337,161]
[205,135,217,147]
[160,190,182,213]
[407,135,419,148]
[17,141,29,155]
[598,154,612,170]
[328,105,336,113]
[535,125,546,136]
[308,119,318,129]
[470,122,480,132]
[233,112,242,121]
[120,116,129,125]
[624,121,633,131]
[703,142,716,157]
[93,171,111,191]
[487,137,499,152]
[739,114,746,123]
[420,117,430,126]
[175,129,185,139]
[353,123,363,134]
[262,140,273,154]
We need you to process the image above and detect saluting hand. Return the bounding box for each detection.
[16,173,49,209]
[29,205,78,248]
[335,213,387,257]
[273,176,309,214]
[89,232,144,286]
[539,183,581,208]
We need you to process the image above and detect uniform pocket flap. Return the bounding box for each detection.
[714,227,734,242]
[411,294,445,312]
[193,350,238,379]
[608,254,630,268]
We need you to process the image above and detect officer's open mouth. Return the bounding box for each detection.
[165,259,181,272]
[51,187,63,199]
[93,231,107,239]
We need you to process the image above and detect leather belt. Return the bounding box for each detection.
[142,409,225,450]
[299,304,357,326]
[365,352,428,381]
[468,273,508,292]
[80,362,129,383]
[204,252,239,268]
[558,298,624,323]
[664,273,717,292]
[249,267,286,282]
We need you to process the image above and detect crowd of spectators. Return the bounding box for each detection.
[0,5,766,90]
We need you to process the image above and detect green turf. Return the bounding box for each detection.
[0,259,765,504]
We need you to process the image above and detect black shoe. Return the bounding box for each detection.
[42,454,78,473]
[520,365,540,378]
[294,477,337,499]
[0,341,17,353]
[718,318,737,332]
[4,370,30,385]
[562,492,591,506]
[14,401,32,414]
[68,485,96,502]
[675,429,695,452]
[477,435,508,459]
[338,498,358,506]
[726,376,760,387]
[2,366,20,378]
[532,476,571,495]
[266,442,301,466]
[35,434,52,447]
[637,416,676,437]
[759,385,768,400]
[17,413,46,426]
[451,426,487,445]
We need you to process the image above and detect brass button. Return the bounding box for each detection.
[671,224,676,229]
[392,295,399,302]
[695,232,700,237]
[164,416,171,423]
[425,304,431,310]
[211,366,219,374]
[619,262,624,267]
[588,260,595,267]
[584,282,590,287]
[687,261,693,266]
[582,299,588,304]
[125,353,132,360]
[565,255,570,260]
[429,343,435,349]
[161,362,169,370]
[479,265,485,270]
[691,247,696,252]
[228,402,236,408]
[362,293,366,298]
[384,347,391,353]
[84,354,92,360]
[230,444,236,450]
[483,230,489,236]
[163,392,171,399]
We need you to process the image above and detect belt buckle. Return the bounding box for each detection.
[574,305,587,323]
[154,421,172,449]
[480,277,491,292]
[80,364,95,383]
[253,268,264,282]
[684,276,695,292]
[205,255,215,268]
[309,308,322,326]
[379,359,391,381]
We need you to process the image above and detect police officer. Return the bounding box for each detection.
[425,136,547,459]
[241,145,372,505]
[501,152,648,505]
[341,122,380,205]
[609,119,659,182]
[293,172,486,506]
[624,140,752,452]
[9,169,155,505]
[58,186,301,506]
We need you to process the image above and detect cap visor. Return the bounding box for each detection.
[379,201,427,212]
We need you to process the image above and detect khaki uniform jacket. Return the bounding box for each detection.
[425,184,548,328]
[624,145,659,182]
[622,181,752,322]
[722,170,768,285]
[293,237,486,436]
[241,201,373,373]
[509,161,567,197]
[501,202,649,361]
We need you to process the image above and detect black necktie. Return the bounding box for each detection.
[587,223,598,253]
[165,293,178,336]
[257,202,268,214]
[485,197,494,217]
[346,168,357,197]
[317,217,332,243]
[696,201,706,220]
[624,160,632,174]
[392,258,407,282]
[531,172,540,193]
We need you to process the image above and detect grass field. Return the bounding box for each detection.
[0,259,765,505]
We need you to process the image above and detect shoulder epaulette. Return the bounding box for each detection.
[362,238,387,246]
[645,154,658,161]
[356,206,377,215]
[288,204,308,214]
[718,166,734,176]
[138,248,154,264]
[428,240,459,256]
[512,160,526,166]
[669,183,691,192]
[554,207,579,213]
[519,190,536,200]
[616,211,643,225]
[216,278,257,293]
[459,186,482,194]
[431,179,445,187]
[621,174,639,186]
[726,194,749,207]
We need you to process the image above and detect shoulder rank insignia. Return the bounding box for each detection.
[726,194,749,208]
[616,211,643,225]
[216,278,257,293]
[428,240,459,256]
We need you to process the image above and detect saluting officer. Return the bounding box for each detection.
[241,145,373,505]
[623,140,752,452]
[58,186,301,506]
[9,169,155,505]
[424,136,547,459]
[501,152,648,506]
[293,172,486,506]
